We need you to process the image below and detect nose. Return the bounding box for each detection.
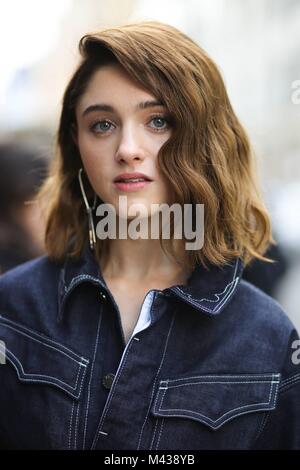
[115,123,145,164]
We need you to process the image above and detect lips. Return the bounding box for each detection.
[114,172,152,183]
[113,173,153,192]
[116,177,147,183]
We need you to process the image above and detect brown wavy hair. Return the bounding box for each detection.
[38,20,274,270]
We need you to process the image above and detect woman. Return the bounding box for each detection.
[0,21,299,450]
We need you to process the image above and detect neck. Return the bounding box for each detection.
[99,237,191,284]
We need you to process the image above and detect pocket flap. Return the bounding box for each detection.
[152,373,280,430]
[0,316,89,399]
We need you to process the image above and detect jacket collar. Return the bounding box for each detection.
[57,245,244,322]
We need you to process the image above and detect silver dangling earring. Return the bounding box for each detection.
[78,167,97,250]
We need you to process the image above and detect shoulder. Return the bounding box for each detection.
[226,279,297,364]
[236,278,294,332]
[0,256,62,323]
[0,255,61,295]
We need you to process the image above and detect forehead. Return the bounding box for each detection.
[77,63,156,112]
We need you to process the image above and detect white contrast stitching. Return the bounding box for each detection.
[160,373,280,383]
[91,339,135,449]
[173,258,239,312]
[155,386,168,450]
[163,380,279,389]
[0,321,88,366]
[73,356,89,449]
[150,380,169,450]
[68,401,75,450]
[137,313,175,451]
[280,373,300,389]
[150,418,159,450]
[0,315,88,364]
[74,400,80,450]
[154,379,278,429]
[4,348,85,398]
[83,312,102,449]
[156,418,165,450]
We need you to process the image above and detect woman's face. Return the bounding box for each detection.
[75,63,173,220]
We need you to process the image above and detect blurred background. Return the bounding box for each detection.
[0,0,299,331]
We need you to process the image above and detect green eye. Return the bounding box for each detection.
[150,116,169,130]
[153,117,165,127]
[91,120,113,133]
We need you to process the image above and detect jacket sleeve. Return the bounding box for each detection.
[253,328,300,449]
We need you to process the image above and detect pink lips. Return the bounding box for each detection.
[114,180,152,192]
[113,172,153,192]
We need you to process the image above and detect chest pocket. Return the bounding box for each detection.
[0,315,89,399]
[151,373,280,450]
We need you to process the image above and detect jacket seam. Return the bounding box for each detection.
[90,339,136,449]
[155,377,277,429]
[137,313,175,450]
[252,376,300,446]
[279,372,300,392]
[82,309,103,449]
[0,316,89,365]
[173,258,239,312]
[4,347,86,398]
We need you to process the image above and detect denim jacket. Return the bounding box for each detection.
[0,247,300,450]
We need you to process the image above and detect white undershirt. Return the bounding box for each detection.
[129,290,155,340]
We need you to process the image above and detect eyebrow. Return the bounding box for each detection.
[81,100,164,118]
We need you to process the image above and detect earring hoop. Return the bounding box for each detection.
[78,167,97,250]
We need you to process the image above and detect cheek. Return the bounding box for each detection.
[78,134,108,173]
[148,132,170,155]
[77,137,112,197]
[78,133,100,167]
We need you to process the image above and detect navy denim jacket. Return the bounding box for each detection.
[0,247,300,450]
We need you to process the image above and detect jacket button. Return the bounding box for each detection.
[102,373,115,390]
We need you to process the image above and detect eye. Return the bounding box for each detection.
[149,115,170,131]
[90,120,115,134]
